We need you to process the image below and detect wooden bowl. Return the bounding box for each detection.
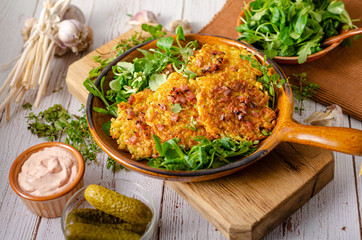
[86,34,362,182]
[236,5,343,64]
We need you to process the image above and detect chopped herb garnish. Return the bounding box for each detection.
[184,116,198,131]
[171,103,182,113]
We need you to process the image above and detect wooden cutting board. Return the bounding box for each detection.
[65,25,334,240]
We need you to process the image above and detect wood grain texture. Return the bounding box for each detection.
[0,0,362,240]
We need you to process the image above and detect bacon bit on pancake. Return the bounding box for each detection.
[128,94,135,105]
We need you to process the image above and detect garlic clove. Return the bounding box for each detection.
[22,17,38,42]
[62,4,85,24]
[127,10,158,27]
[72,25,93,53]
[304,104,344,127]
[169,19,193,33]
[57,19,92,54]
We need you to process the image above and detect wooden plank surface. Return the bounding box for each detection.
[0,0,361,239]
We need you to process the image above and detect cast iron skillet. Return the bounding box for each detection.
[86,34,362,182]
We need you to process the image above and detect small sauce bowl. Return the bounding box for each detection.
[9,142,85,218]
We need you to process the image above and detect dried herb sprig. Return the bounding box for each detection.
[291,72,319,115]
[26,104,101,163]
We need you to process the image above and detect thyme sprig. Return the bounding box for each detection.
[291,72,319,115]
[26,104,101,163]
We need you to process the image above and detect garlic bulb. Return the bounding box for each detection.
[62,4,85,23]
[169,19,193,33]
[21,17,38,42]
[304,104,344,127]
[128,10,158,27]
[57,19,93,53]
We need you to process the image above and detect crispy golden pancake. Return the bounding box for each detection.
[145,72,216,149]
[110,89,157,159]
[111,44,277,159]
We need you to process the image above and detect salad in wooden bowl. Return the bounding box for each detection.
[236,0,359,64]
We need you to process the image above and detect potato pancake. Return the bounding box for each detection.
[110,43,277,159]
[110,89,157,159]
[144,72,216,148]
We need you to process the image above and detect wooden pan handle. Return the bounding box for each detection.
[278,121,362,156]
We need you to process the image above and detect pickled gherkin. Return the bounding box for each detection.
[66,208,147,234]
[84,184,153,225]
[66,208,124,225]
[65,222,141,240]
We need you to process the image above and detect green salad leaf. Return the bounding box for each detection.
[236,0,359,63]
[149,135,258,171]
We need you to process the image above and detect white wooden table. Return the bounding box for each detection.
[0,0,361,239]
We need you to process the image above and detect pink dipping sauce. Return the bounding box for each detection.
[18,146,78,197]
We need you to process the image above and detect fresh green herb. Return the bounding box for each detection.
[240,53,285,108]
[106,157,124,171]
[83,78,118,117]
[84,24,168,116]
[148,25,198,79]
[262,129,271,136]
[171,103,182,113]
[102,121,112,137]
[291,72,319,115]
[149,135,258,171]
[22,102,32,110]
[184,116,197,131]
[149,73,167,91]
[26,104,101,163]
[236,0,358,63]
[86,24,166,83]
[52,87,63,93]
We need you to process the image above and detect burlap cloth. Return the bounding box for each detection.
[199,0,362,121]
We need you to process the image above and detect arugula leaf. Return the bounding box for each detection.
[83,78,118,117]
[176,25,186,42]
[149,135,258,171]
